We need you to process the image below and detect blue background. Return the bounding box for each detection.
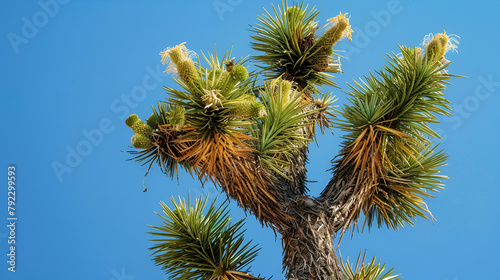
[1,1,499,279]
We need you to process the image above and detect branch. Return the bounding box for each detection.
[319,41,459,232]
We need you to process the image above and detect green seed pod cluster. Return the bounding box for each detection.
[207,69,220,80]
[131,134,154,149]
[286,6,305,21]
[168,106,186,131]
[324,47,333,56]
[317,13,352,50]
[167,47,183,65]
[125,114,153,136]
[223,65,248,91]
[424,33,449,63]
[312,55,332,71]
[270,78,294,104]
[279,79,293,104]
[310,13,352,72]
[146,113,159,129]
[250,101,266,118]
[162,43,199,88]
[207,69,227,87]
[177,60,198,86]
[231,65,249,82]
[206,69,222,82]
[319,21,348,49]
[230,94,265,118]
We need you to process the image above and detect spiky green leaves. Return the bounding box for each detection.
[325,44,458,230]
[339,45,455,153]
[163,47,255,139]
[366,145,448,229]
[341,253,402,280]
[126,103,189,180]
[159,48,293,227]
[251,2,348,89]
[252,79,312,178]
[167,105,186,131]
[131,134,153,149]
[148,194,261,280]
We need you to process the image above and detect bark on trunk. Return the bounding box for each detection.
[280,198,346,280]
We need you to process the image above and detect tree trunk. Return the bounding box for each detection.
[280,198,346,280]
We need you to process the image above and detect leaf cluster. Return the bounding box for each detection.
[251,1,342,89]
[341,253,401,280]
[148,194,261,280]
[333,46,458,230]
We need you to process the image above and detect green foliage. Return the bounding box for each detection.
[148,194,261,280]
[127,102,190,180]
[163,47,255,139]
[124,1,461,277]
[335,45,459,230]
[251,79,312,178]
[341,46,453,143]
[251,1,348,89]
[342,253,402,280]
[367,145,448,229]
[167,105,186,131]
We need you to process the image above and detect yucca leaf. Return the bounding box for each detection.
[148,194,263,280]
[341,252,402,280]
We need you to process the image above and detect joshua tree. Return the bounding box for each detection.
[125,2,460,279]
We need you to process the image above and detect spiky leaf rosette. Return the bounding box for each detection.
[321,35,460,231]
[248,78,336,196]
[341,253,402,280]
[251,1,352,89]
[159,45,291,227]
[148,194,263,280]
[127,102,191,181]
[251,78,313,178]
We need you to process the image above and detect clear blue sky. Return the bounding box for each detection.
[1,1,499,279]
